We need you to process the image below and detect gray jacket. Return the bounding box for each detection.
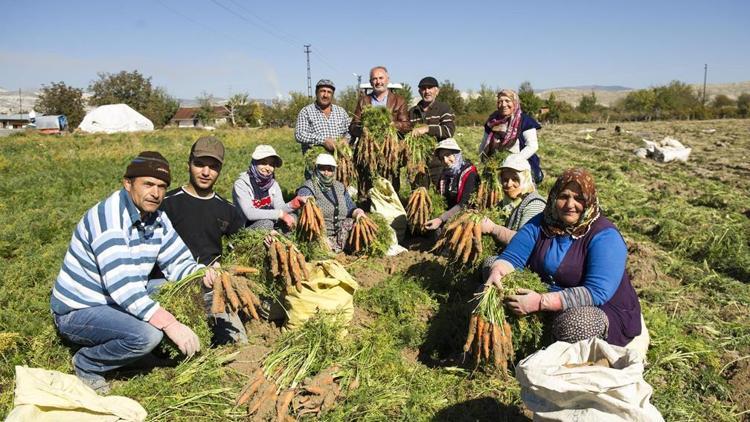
[232,171,293,223]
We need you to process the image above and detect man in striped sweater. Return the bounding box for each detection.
[50,151,216,394]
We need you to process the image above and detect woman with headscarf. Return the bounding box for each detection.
[485,168,644,349]
[296,153,365,252]
[478,89,544,183]
[233,145,304,230]
[480,154,546,245]
[425,138,478,231]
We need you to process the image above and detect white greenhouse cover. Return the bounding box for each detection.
[78,104,154,133]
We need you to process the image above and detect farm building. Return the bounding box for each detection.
[0,113,32,129]
[170,105,230,128]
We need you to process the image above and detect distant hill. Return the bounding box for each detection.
[537,81,750,107]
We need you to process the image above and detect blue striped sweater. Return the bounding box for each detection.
[51,188,203,321]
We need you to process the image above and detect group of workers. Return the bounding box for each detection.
[50,65,644,395]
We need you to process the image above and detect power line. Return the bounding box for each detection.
[154,0,275,55]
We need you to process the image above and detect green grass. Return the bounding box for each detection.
[2,121,749,420]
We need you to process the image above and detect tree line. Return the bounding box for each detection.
[35,71,750,130]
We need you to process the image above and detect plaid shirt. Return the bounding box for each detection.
[294,103,350,152]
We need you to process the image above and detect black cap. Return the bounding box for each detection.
[418,76,439,88]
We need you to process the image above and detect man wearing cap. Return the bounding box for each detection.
[158,136,248,344]
[409,77,456,188]
[295,79,351,162]
[51,151,216,394]
[348,66,411,198]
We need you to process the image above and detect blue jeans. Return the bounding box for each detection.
[53,279,166,383]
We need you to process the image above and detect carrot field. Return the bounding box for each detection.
[1,119,749,421]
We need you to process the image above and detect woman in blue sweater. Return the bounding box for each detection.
[486,168,643,347]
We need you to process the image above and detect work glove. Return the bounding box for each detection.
[424,217,442,230]
[149,308,201,357]
[352,208,365,220]
[288,195,309,210]
[280,211,296,228]
[505,288,542,316]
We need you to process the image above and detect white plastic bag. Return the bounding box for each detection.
[368,177,407,255]
[516,338,663,422]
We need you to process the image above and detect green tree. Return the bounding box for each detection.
[393,83,413,107]
[577,91,598,114]
[518,81,542,117]
[437,80,465,116]
[336,86,359,115]
[543,92,562,123]
[653,81,701,119]
[89,70,178,127]
[89,70,152,110]
[35,81,86,128]
[142,87,179,128]
[737,93,750,117]
[194,92,218,125]
[711,94,737,118]
[226,93,249,126]
[286,91,310,126]
[466,84,496,115]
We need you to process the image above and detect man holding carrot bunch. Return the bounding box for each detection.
[50,151,216,394]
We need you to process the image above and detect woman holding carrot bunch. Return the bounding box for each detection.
[486,168,646,350]
[424,138,479,231]
[295,153,365,252]
[478,89,544,183]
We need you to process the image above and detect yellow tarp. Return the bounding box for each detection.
[6,366,147,422]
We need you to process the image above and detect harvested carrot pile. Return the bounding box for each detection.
[346,215,380,254]
[210,268,262,320]
[297,198,326,243]
[266,236,310,293]
[235,313,356,420]
[431,210,484,265]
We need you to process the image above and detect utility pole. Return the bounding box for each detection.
[702,64,708,107]
[18,88,22,114]
[304,44,312,100]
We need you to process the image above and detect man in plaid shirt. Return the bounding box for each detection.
[294,79,351,158]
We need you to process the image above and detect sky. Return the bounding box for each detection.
[1,0,748,100]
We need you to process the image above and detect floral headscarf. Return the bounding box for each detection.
[541,168,601,239]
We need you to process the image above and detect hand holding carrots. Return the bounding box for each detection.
[485,260,513,290]
[424,217,442,230]
[202,267,218,289]
[505,288,542,315]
